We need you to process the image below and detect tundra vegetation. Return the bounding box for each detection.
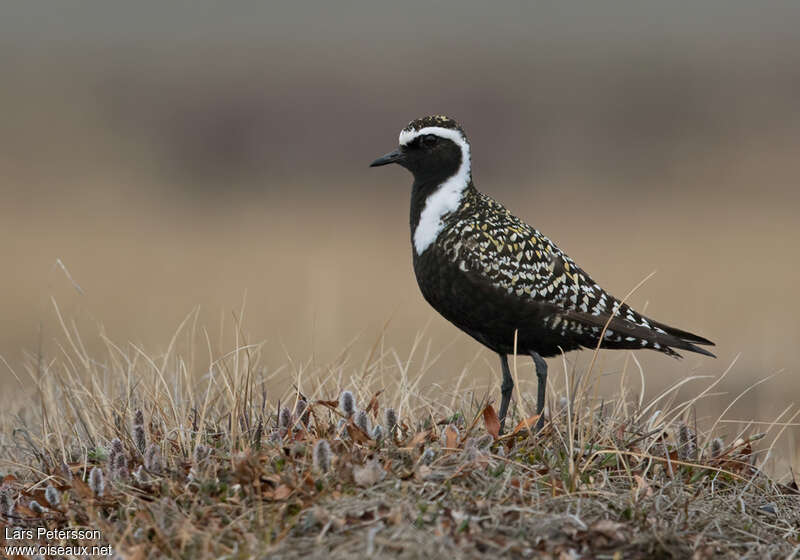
[0,310,798,559]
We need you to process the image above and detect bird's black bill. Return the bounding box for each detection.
[369,149,404,167]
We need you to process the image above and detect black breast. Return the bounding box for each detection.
[412,243,582,357]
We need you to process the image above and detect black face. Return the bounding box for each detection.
[370,134,462,186]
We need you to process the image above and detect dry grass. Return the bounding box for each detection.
[0,307,799,559]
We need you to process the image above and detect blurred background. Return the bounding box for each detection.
[1,2,799,468]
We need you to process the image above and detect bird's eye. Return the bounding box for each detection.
[421,134,439,147]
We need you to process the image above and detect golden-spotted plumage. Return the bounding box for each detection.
[440,187,671,354]
[371,115,714,431]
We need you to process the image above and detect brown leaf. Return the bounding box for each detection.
[346,421,372,444]
[589,519,626,543]
[272,484,292,500]
[365,390,384,415]
[692,545,717,560]
[397,468,416,480]
[315,399,339,410]
[263,473,281,486]
[414,465,431,481]
[633,474,653,500]
[296,431,310,442]
[511,414,541,435]
[444,425,459,449]
[119,544,149,560]
[301,471,315,490]
[14,502,37,518]
[354,459,386,487]
[509,477,532,490]
[668,449,679,462]
[778,472,799,495]
[233,451,260,484]
[70,476,94,500]
[408,430,430,448]
[482,405,500,440]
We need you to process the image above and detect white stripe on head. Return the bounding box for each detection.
[400,126,472,255]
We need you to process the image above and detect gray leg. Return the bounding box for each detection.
[498,354,513,433]
[530,352,547,431]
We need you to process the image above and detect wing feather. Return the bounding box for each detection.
[439,190,715,358]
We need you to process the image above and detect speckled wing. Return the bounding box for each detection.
[440,192,715,357]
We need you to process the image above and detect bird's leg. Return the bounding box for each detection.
[498,354,514,433]
[530,352,547,431]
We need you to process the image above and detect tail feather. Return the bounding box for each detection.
[650,320,715,346]
[558,309,716,358]
[667,340,716,358]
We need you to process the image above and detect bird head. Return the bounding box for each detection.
[370,115,471,187]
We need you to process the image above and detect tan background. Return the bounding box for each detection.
[1,2,799,468]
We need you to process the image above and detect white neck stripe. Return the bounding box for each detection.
[401,127,472,255]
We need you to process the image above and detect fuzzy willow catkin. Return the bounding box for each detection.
[339,391,356,417]
[132,410,147,454]
[144,444,163,473]
[384,408,398,433]
[89,466,105,496]
[355,409,371,434]
[45,485,60,507]
[278,407,292,430]
[313,439,331,474]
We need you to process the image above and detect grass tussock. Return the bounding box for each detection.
[0,309,799,559]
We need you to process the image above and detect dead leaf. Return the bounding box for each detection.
[511,414,541,435]
[668,449,679,462]
[415,465,433,481]
[314,399,340,410]
[408,430,430,448]
[482,405,500,440]
[233,452,260,484]
[778,472,799,495]
[70,476,94,500]
[300,471,316,491]
[272,484,292,500]
[509,477,532,490]
[346,421,372,444]
[587,519,626,545]
[365,390,384,415]
[692,545,717,560]
[444,425,459,449]
[354,459,386,487]
[14,502,37,518]
[633,474,653,500]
